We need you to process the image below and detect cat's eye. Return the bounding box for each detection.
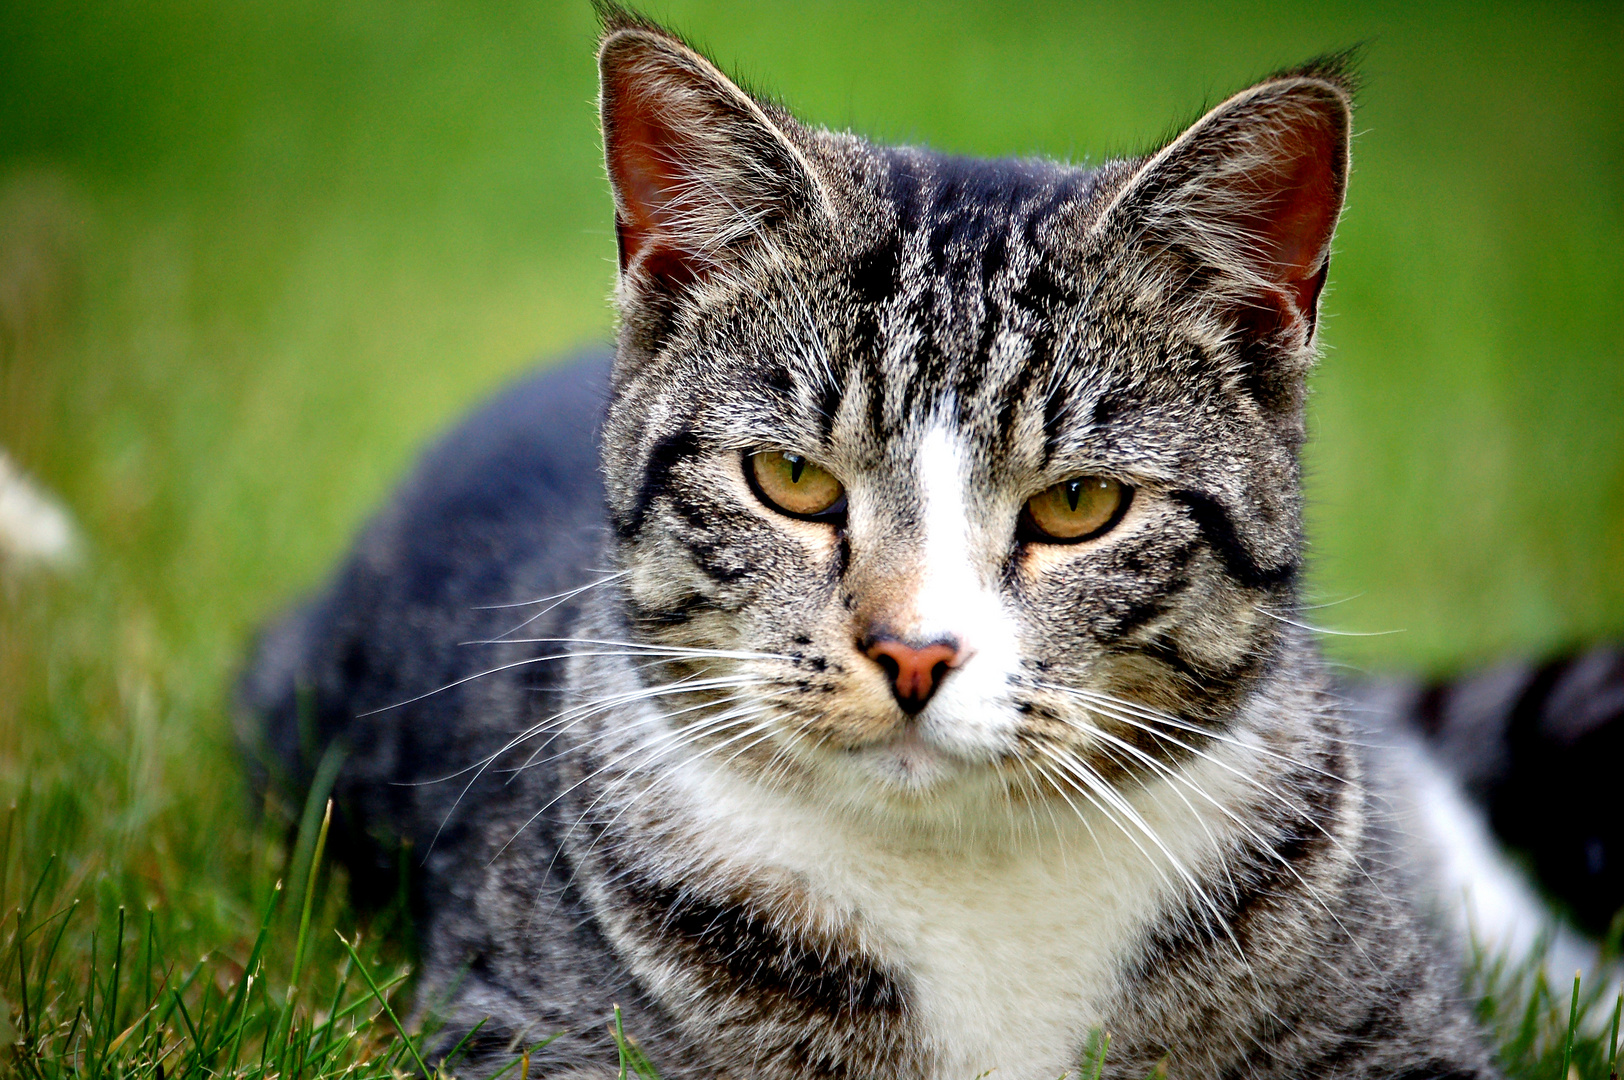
[746,451,847,521]
[1020,476,1130,543]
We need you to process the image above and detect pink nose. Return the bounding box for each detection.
[863,635,964,714]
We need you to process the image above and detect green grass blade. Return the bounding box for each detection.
[290,798,333,996]
[615,1003,629,1080]
[99,905,125,1068]
[336,930,432,1078]
[33,900,78,1037]
[13,909,31,1049]
[1561,970,1581,1080]
[141,906,154,1052]
[1609,991,1621,1080]
[286,746,346,933]
[20,853,57,926]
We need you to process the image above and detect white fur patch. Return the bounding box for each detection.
[907,426,1025,763]
[666,742,1253,1080]
[1393,732,1603,983]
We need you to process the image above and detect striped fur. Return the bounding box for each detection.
[240,8,1515,1079]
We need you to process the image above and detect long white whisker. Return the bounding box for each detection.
[1254,607,1403,638]
[548,705,786,873]
[1040,683,1390,911]
[402,672,767,786]
[413,674,773,855]
[499,688,760,780]
[1035,681,1347,784]
[1034,743,1248,968]
[1072,713,1366,956]
[478,571,631,639]
[497,696,785,864]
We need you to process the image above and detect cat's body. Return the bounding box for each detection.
[246,353,1493,1080]
[243,10,1507,1078]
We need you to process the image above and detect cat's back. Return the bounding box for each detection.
[239,347,613,895]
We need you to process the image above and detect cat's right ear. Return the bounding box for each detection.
[598,13,829,301]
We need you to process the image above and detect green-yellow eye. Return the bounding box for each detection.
[746,451,846,520]
[1021,476,1129,542]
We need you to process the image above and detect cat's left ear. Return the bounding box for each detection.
[598,14,830,304]
[1093,62,1353,393]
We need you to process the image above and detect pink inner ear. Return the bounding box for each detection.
[1231,107,1345,331]
[605,85,703,288]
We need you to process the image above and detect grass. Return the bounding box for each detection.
[1,0,1621,1076]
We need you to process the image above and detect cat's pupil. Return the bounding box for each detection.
[1065,481,1083,511]
[788,454,806,484]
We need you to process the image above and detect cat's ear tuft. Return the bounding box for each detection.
[1096,62,1353,374]
[598,16,828,299]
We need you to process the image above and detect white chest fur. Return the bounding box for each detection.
[665,752,1251,1080]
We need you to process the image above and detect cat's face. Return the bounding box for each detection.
[593,18,1349,814]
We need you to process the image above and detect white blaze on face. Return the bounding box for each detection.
[910,425,1024,760]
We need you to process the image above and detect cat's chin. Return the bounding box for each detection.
[833,723,1017,808]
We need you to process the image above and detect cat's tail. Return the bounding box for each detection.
[1350,644,1624,962]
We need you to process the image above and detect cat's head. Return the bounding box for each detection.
[591,9,1351,815]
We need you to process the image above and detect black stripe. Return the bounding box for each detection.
[849,235,900,307]
[1132,741,1343,982]
[619,427,700,540]
[1009,259,1081,316]
[629,590,713,628]
[816,364,845,443]
[608,866,907,1030]
[994,330,1050,435]
[1100,576,1191,642]
[1169,489,1297,590]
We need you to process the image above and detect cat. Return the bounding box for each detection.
[239,6,1512,1078]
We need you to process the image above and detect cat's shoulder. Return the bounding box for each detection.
[366,345,612,578]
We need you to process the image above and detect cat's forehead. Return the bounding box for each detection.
[758,148,1215,462]
[639,144,1247,479]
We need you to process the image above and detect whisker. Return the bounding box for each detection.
[540,702,787,871]
[1037,682,1391,911]
[1034,682,1347,785]
[456,636,795,663]
[1255,607,1403,638]
[467,570,626,611]
[1034,743,1248,968]
[1067,710,1366,956]
[399,672,767,786]
[493,700,779,864]
[410,674,776,856]
[476,570,631,640]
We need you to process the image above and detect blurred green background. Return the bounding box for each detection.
[1,0,1621,883]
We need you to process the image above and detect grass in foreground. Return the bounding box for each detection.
[3,770,1622,1078]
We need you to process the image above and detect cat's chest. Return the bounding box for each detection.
[830,842,1151,1080]
[669,762,1241,1080]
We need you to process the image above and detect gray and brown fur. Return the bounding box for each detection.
[241,8,1504,1078]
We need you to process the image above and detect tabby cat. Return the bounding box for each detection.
[242,7,1508,1078]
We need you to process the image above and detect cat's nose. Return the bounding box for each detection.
[862,634,964,715]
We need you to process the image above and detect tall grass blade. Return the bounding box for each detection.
[1562,971,1582,1080]
[291,798,333,994]
[13,909,31,1049]
[615,1003,629,1080]
[337,930,432,1078]
[99,905,125,1067]
[1609,991,1621,1080]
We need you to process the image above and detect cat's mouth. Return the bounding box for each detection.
[843,720,973,792]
